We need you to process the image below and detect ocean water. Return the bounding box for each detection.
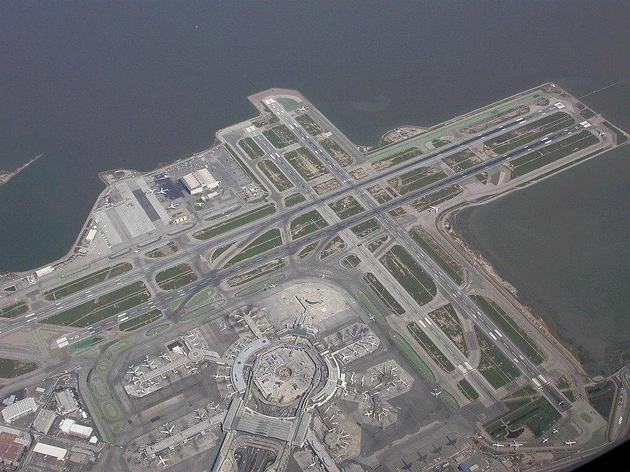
[456,144,630,376]
[2,1,629,271]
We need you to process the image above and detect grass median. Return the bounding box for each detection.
[42,281,150,328]
[193,203,276,240]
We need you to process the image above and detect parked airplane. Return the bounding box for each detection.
[157,455,169,467]
[142,356,155,369]
[542,437,549,444]
[160,424,175,436]
[159,352,171,362]
[565,440,576,446]
[158,187,168,194]
[510,440,523,449]
[168,202,178,210]
[492,443,505,448]
[431,388,442,398]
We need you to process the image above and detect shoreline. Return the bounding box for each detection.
[0,82,562,275]
[2,85,625,380]
[446,149,629,379]
[451,207,595,372]
[0,153,44,188]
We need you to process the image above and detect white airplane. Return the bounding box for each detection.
[159,352,171,362]
[157,455,169,467]
[144,189,156,195]
[431,388,442,399]
[167,202,178,210]
[158,187,168,195]
[160,424,175,436]
[565,440,576,446]
[492,443,505,448]
[541,437,549,444]
[510,440,523,449]
[553,428,560,434]
[195,409,206,421]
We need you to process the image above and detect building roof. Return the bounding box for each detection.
[59,418,93,438]
[180,168,220,193]
[181,173,202,191]
[34,266,54,277]
[32,409,56,434]
[1,398,37,423]
[55,389,78,414]
[193,168,219,188]
[85,228,97,242]
[33,442,67,460]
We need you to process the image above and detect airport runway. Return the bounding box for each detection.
[266,98,572,412]
[0,102,592,413]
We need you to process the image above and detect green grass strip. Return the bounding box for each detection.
[193,203,276,240]
[388,330,436,383]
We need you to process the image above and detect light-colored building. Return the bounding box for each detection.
[33,442,67,461]
[194,168,219,190]
[54,389,78,415]
[172,212,190,224]
[1,398,38,424]
[180,168,220,195]
[181,173,203,194]
[85,228,97,243]
[59,418,93,439]
[34,266,54,278]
